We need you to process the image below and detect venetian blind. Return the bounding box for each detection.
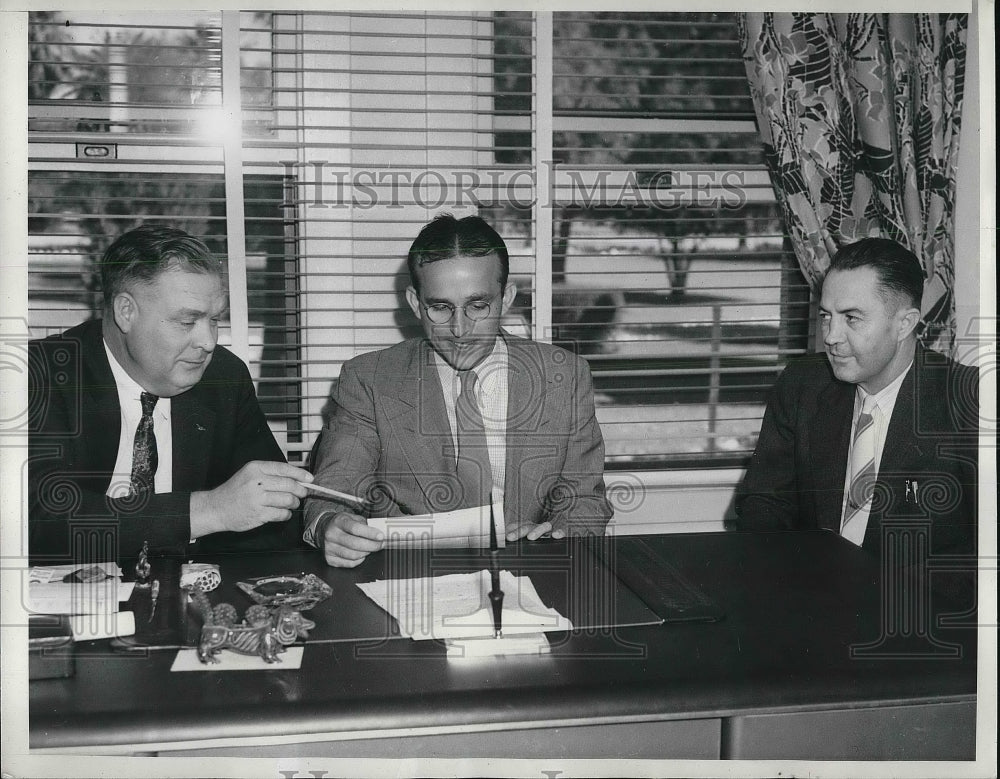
[27,10,812,470]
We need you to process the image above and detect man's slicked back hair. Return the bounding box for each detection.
[407,214,509,293]
[99,224,223,308]
[827,237,924,311]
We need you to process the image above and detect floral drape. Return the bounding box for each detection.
[738,13,967,352]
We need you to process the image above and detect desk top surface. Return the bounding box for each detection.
[29,530,976,750]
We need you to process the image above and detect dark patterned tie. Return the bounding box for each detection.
[455,370,493,509]
[129,392,159,496]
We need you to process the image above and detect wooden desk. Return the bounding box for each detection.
[29,531,977,759]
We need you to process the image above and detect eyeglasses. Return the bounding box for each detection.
[421,294,499,325]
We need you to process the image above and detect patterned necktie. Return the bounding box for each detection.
[129,392,159,496]
[454,370,493,509]
[841,396,878,545]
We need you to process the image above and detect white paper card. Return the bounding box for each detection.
[69,611,135,642]
[446,633,551,658]
[368,500,505,550]
[170,647,305,672]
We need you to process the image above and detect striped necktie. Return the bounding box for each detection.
[454,370,493,509]
[129,391,159,496]
[841,396,878,545]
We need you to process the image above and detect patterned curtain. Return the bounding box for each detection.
[738,13,967,352]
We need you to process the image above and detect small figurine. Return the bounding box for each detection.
[184,585,315,664]
[133,541,151,588]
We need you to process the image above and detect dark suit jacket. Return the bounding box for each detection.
[735,346,979,579]
[28,318,295,563]
[304,333,613,538]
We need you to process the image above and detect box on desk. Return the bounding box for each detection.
[28,614,75,680]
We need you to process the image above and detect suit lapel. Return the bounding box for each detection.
[504,337,553,522]
[876,367,924,476]
[380,340,455,505]
[809,378,854,533]
[79,320,122,475]
[862,363,924,549]
[170,385,216,492]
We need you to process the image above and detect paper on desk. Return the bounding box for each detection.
[69,611,136,641]
[170,647,304,672]
[368,500,505,550]
[26,562,131,615]
[28,561,121,584]
[357,569,572,640]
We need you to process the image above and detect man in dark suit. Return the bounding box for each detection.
[736,238,978,597]
[29,225,313,563]
[305,215,613,567]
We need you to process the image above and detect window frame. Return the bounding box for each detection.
[26,10,808,473]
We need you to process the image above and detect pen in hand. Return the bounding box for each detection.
[488,505,503,638]
[297,480,368,507]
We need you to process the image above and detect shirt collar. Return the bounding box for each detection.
[431,335,508,394]
[103,339,168,415]
[856,358,913,413]
[103,339,145,399]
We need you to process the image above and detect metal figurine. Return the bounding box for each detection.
[488,505,504,638]
[147,580,160,623]
[133,540,152,588]
[184,585,315,664]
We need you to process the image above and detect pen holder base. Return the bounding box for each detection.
[445,632,550,659]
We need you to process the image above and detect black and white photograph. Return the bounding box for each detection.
[1,3,995,777]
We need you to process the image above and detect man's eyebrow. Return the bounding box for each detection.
[172,307,225,318]
[422,291,493,305]
[822,304,865,315]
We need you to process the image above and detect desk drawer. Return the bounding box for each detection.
[166,717,722,759]
[724,700,976,760]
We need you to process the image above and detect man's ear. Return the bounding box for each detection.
[499,281,517,315]
[897,305,921,341]
[111,292,137,333]
[405,286,422,321]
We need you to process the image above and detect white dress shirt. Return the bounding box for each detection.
[103,341,173,498]
[839,361,912,544]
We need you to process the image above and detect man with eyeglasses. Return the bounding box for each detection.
[304,214,613,567]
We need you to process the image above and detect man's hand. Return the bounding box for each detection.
[190,461,314,538]
[506,520,565,542]
[319,511,385,568]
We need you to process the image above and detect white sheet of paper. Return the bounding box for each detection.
[170,647,304,672]
[26,562,131,615]
[368,500,505,550]
[357,569,572,641]
[26,581,128,615]
[69,611,135,642]
[27,561,121,584]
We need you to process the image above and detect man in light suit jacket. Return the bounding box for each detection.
[29,225,313,563]
[736,238,978,598]
[305,215,613,567]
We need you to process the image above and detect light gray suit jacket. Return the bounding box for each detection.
[304,333,613,539]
